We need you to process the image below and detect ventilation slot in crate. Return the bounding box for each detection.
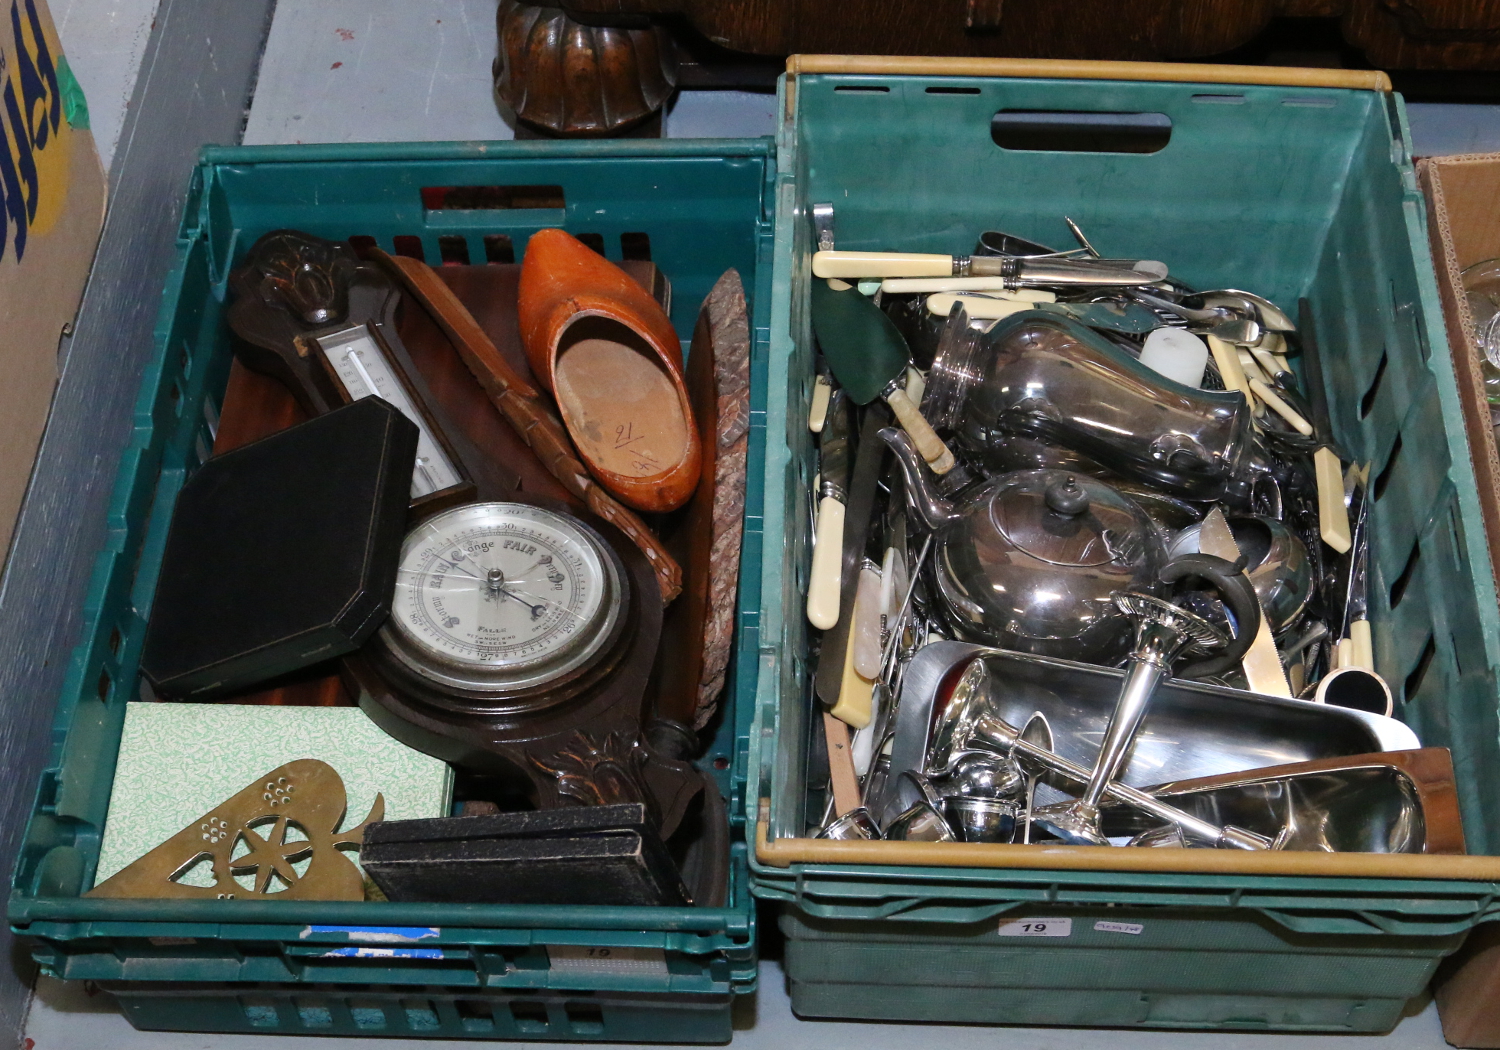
[484,233,514,264]
[509,1000,550,1034]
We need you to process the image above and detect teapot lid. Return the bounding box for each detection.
[990,471,1152,568]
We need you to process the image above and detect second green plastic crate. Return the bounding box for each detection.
[749,59,1500,1032]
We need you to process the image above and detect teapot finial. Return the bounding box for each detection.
[881,428,959,530]
[1045,476,1090,517]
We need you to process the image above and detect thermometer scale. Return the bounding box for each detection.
[314,324,465,500]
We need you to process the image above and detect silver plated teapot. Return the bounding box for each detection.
[884,429,1166,665]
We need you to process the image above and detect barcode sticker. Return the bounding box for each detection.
[547,945,669,976]
[997,917,1072,938]
[1094,920,1144,935]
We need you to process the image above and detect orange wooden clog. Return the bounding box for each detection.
[518,229,701,513]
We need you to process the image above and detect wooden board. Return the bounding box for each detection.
[650,270,751,730]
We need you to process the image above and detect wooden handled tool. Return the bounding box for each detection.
[813,250,1165,286]
[822,712,863,817]
[373,249,683,604]
[1340,482,1374,670]
[1205,333,1255,406]
[811,278,955,474]
[812,403,892,728]
[924,293,1033,321]
[1296,300,1353,555]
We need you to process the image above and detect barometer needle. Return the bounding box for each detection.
[495,586,546,618]
[506,585,583,620]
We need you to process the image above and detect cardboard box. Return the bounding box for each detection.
[1419,154,1500,602]
[1420,152,1500,1049]
[0,0,106,557]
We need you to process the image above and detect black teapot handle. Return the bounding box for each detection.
[1160,553,1261,680]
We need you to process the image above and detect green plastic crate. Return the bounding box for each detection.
[748,65,1500,1031]
[9,138,775,1043]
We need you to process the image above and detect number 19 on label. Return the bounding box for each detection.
[997,917,1072,938]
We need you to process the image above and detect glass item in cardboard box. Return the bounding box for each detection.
[1461,257,1500,408]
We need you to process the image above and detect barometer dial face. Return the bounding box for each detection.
[384,502,623,697]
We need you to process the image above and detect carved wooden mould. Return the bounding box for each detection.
[494,0,678,136]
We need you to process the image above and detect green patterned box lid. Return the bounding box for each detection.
[94,702,453,887]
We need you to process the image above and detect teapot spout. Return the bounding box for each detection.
[881,427,959,530]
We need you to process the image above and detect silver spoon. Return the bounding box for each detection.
[1207,317,1263,346]
[1197,289,1297,333]
[1127,290,1264,345]
[1018,712,1053,844]
[1128,288,1235,325]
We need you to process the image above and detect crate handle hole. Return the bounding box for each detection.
[835,85,890,93]
[95,668,111,702]
[422,184,565,210]
[108,627,121,655]
[1389,539,1421,609]
[437,235,471,266]
[926,86,981,95]
[484,234,515,264]
[1404,634,1437,702]
[1374,433,1403,501]
[1360,350,1387,419]
[992,110,1171,154]
[576,232,606,256]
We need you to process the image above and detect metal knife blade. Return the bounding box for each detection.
[815,402,892,707]
[819,388,852,502]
